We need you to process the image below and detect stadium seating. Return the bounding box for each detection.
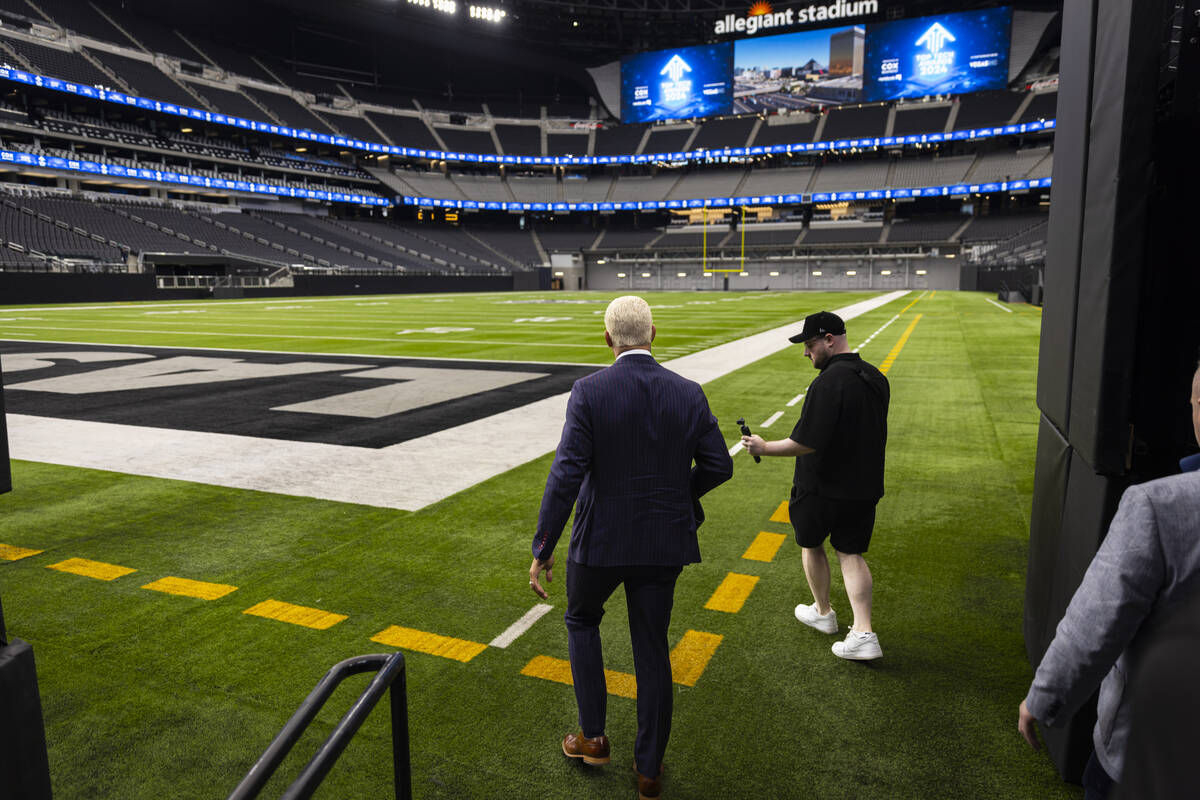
[821,105,890,140]
[887,216,968,243]
[83,49,201,107]
[891,105,951,137]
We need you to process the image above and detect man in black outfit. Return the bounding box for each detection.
[743,311,890,660]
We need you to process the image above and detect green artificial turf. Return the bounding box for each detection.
[0,290,1076,798]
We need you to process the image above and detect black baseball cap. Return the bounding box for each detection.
[788,311,846,343]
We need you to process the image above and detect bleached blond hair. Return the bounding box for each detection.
[604,295,654,348]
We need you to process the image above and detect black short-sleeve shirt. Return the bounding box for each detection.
[789,352,889,501]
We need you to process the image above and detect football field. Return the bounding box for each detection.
[0,290,1078,799]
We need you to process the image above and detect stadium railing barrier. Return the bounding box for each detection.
[227,651,411,800]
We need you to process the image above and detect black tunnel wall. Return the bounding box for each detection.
[1025,0,1200,782]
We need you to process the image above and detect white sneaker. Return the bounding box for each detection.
[794,603,838,634]
[832,630,882,661]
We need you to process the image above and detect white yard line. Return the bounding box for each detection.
[786,392,806,407]
[728,441,744,456]
[489,603,555,648]
[760,411,784,428]
[985,297,1014,313]
[7,291,910,511]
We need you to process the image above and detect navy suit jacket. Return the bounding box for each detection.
[533,353,734,567]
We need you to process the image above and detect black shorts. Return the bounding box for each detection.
[788,490,877,554]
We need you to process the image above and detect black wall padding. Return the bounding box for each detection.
[1035,0,1096,433]
[0,354,9,495]
[1026,0,1200,783]
[1067,0,1159,474]
[0,639,53,799]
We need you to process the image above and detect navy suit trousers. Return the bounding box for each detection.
[565,560,682,777]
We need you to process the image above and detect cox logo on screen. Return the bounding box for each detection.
[914,22,956,77]
[659,55,693,103]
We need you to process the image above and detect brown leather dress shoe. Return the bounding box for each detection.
[561,732,610,765]
[635,765,663,799]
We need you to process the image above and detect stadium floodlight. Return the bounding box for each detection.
[704,272,713,277]
[739,272,749,277]
[880,270,892,275]
[945,253,956,258]
[617,272,627,278]
[641,272,651,278]
[677,272,687,277]
[597,259,607,264]
[915,269,928,275]
[812,270,823,276]
[469,4,506,22]
[846,270,857,276]
[407,0,457,14]
[769,271,779,276]
[554,271,564,276]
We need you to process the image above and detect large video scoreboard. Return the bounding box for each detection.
[619,6,1012,123]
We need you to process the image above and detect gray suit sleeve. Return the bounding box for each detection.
[1024,484,1165,726]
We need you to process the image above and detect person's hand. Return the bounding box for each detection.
[1018,700,1042,750]
[742,434,766,456]
[529,554,555,599]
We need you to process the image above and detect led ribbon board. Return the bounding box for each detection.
[621,43,734,123]
[863,7,1012,101]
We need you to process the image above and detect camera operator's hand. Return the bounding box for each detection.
[742,434,766,456]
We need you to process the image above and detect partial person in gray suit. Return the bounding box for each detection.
[1018,362,1200,799]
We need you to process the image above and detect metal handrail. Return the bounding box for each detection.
[227,652,411,800]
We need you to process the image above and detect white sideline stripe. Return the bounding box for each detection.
[985,298,1014,313]
[7,291,909,511]
[854,313,901,352]
[786,392,806,407]
[729,441,744,456]
[760,411,784,428]
[489,604,555,648]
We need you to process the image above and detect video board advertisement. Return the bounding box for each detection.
[862,7,1012,101]
[732,25,863,114]
[620,43,734,123]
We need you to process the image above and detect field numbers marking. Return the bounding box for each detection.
[272,366,548,419]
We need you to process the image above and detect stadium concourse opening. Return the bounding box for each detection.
[0,0,1148,796]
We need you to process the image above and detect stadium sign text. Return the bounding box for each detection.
[714,0,879,36]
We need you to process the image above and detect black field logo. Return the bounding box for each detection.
[1,342,598,449]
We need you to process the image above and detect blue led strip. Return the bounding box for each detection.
[0,66,1056,167]
[0,148,390,206]
[397,177,1052,212]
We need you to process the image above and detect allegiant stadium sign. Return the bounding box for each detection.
[714,0,879,36]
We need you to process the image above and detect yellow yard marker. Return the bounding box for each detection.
[670,630,723,686]
[243,599,346,631]
[48,557,136,581]
[521,655,638,699]
[1,543,43,561]
[522,629,724,697]
[898,292,926,315]
[704,573,760,613]
[742,531,787,562]
[769,500,790,523]
[371,625,488,663]
[879,314,922,376]
[142,576,237,601]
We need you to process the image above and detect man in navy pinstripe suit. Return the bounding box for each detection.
[529,295,733,800]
